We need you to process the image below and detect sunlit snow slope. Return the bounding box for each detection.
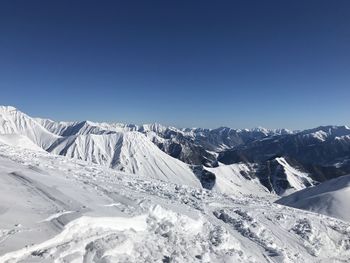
[48,131,201,187]
[275,157,314,194]
[0,134,45,152]
[205,163,270,196]
[0,106,201,188]
[0,106,321,196]
[277,174,350,222]
[0,106,60,149]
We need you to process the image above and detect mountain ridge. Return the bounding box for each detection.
[1,105,349,197]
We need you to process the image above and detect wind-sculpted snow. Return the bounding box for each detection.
[0,144,349,262]
[277,174,350,222]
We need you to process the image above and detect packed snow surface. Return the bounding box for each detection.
[277,174,350,222]
[0,144,349,262]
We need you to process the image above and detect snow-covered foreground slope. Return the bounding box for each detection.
[0,144,349,262]
[276,174,350,222]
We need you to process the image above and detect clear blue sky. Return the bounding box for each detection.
[0,1,349,129]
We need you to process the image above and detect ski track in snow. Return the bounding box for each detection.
[0,144,349,262]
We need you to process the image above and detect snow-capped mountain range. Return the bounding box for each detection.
[1,105,350,262]
[0,106,303,193]
[1,105,349,195]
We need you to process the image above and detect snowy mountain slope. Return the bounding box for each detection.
[36,118,136,136]
[275,157,314,193]
[0,107,200,187]
[200,157,313,197]
[186,126,293,152]
[48,131,201,187]
[2,106,350,197]
[0,106,60,149]
[36,117,151,136]
[47,133,124,166]
[138,126,294,167]
[300,125,350,141]
[36,113,294,167]
[0,143,349,262]
[204,163,271,197]
[219,125,350,177]
[276,174,350,222]
[34,117,77,136]
[116,132,201,186]
[0,134,45,152]
[6,107,282,192]
[208,157,315,196]
[258,157,315,196]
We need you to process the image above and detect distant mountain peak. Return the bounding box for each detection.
[0,105,18,112]
[0,105,17,110]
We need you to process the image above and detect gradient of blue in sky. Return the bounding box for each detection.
[0,0,349,129]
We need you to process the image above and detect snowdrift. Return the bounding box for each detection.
[276,174,350,222]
